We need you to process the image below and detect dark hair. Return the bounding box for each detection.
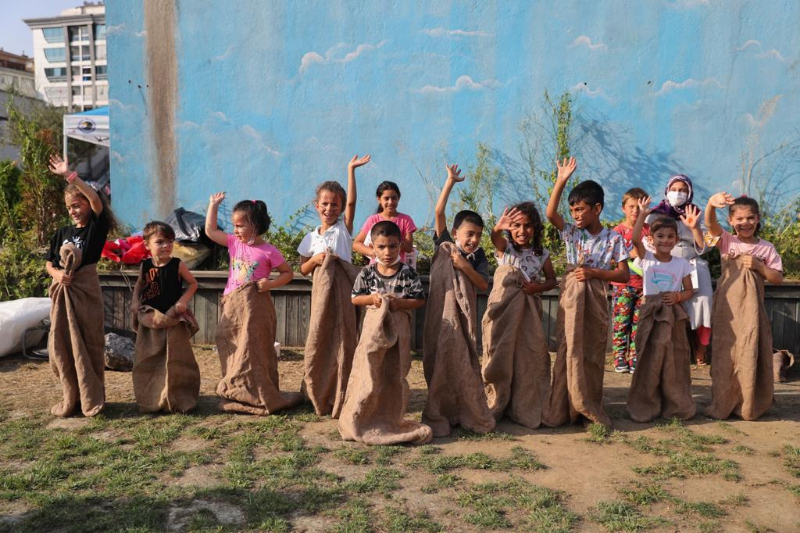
[506,201,544,255]
[232,199,271,234]
[649,216,678,235]
[453,210,484,230]
[568,180,605,209]
[142,221,175,241]
[316,181,346,205]
[621,187,649,206]
[375,181,401,213]
[64,183,121,233]
[370,220,401,241]
[729,196,761,235]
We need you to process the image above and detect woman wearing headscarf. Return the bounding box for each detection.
[646,175,712,364]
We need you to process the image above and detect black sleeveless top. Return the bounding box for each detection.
[140,257,183,313]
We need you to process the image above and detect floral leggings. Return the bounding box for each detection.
[611,285,644,364]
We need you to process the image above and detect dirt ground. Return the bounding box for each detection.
[0,346,798,532]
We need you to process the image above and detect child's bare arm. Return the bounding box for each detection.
[435,164,464,237]
[352,230,374,258]
[299,253,326,276]
[205,192,229,246]
[388,297,425,311]
[490,207,521,256]
[705,192,734,239]
[46,261,71,286]
[345,155,370,233]
[402,231,414,253]
[257,262,293,292]
[740,255,784,285]
[49,154,103,215]
[352,293,381,307]
[546,157,576,231]
[632,197,652,260]
[523,256,558,294]
[451,252,489,291]
[662,275,694,306]
[575,261,630,284]
[174,262,197,313]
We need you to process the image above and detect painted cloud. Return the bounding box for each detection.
[413,75,501,94]
[654,77,723,96]
[422,28,491,38]
[299,41,387,73]
[569,36,607,51]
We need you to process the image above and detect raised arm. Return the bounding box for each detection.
[435,164,464,237]
[205,192,229,247]
[546,157,576,231]
[705,192,735,239]
[345,154,370,234]
[631,197,652,260]
[490,207,521,256]
[49,154,102,215]
[679,204,704,249]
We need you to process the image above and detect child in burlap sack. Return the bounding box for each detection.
[339,221,432,445]
[421,163,494,437]
[481,201,557,428]
[626,198,699,422]
[543,157,630,427]
[205,193,301,415]
[130,221,200,413]
[45,154,120,417]
[703,194,784,421]
[297,155,370,417]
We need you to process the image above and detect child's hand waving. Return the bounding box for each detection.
[349,154,371,169]
[48,154,74,182]
[556,157,577,183]
[680,204,701,229]
[637,196,652,215]
[495,207,522,231]
[446,163,464,183]
[708,192,735,209]
[209,192,226,206]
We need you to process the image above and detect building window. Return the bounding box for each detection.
[44,48,66,62]
[94,24,106,40]
[70,45,91,61]
[95,44,106,60]
[43,28,64,43]
[44,67,68,81]
[69,25,89,42]
[72,86,82,97]
[96,65,107,79]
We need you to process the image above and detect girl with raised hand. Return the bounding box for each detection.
[352,179,417,264]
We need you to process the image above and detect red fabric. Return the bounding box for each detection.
[101,236,151,265]
[696,326,711,346]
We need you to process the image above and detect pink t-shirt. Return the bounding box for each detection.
[224,234,286,295]
[610,223,650,289]
[714,229,783,271]
[360,212,417,263]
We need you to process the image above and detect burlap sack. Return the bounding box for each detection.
[626,296,695,422]
[339,295,433,445]
[133,306,201,413]
[302,254,360,418]
[480,265,551,429]
[543,271,611,427]
[705,257,774,421]
[216,282,302,415]
[422,242,495,437]
[48,244,105,417]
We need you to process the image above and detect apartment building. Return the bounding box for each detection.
[24,2,107,111]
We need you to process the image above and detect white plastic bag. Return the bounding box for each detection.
[0,298,51,357]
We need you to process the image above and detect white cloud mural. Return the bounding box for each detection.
[569,36,607,51]
[654,77,724,96]
[299,41,387,73]
[412,75,501,94]
[421,28,491,38]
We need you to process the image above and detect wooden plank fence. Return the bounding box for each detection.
[100,270,800,355]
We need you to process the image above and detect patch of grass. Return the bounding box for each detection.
[418,445,440,456]
[618,482,669,506]
[333,447,371,465]
[722,492,750,507]
[457,478,578,532]
[633,452,740,482]
[782,445,800,477]
[332,498,372,533]
[409,447,544,474]
[584,422,612,444]
[188,426,223,441]
[455,428,514,441]
[672,499,726,519]
[698,521,721,533]
[715,421,744,435]
[732,445,755,456]
[786,483,800,499]
[345,467,403,497]
[745,520,776,533]
[383,506,444,532]
[436,473,461,489]
[374,445,406,466]
[590,500,669,532]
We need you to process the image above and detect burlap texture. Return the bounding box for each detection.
[302,254,360,418]
[48,244,105,417]
[133,306,201,413]
[543,271,611,427]
[339,295,433,445]
[480,265,551,428]
[422,242,495,436]
[626,296,695,422]
[705,257,774,421]
[216,282,302,415]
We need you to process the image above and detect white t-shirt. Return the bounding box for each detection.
[495,239,549,282]
[297,220,353,263]
[635,251,694,296]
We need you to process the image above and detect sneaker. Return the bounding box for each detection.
[629,358,637,374]
[614,358,630,373]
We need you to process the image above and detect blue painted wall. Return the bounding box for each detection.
[107,0,800,232]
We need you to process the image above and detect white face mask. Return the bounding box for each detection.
[667,191,688,207]
[375,255,402,266]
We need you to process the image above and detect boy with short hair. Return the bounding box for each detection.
[339,221,432,445]
[422,164,495,437]
[611,188,650,374]
[543,157,630,427]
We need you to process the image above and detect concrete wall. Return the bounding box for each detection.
[107,0,800,232]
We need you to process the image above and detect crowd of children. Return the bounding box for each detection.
[44,152,785,442]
